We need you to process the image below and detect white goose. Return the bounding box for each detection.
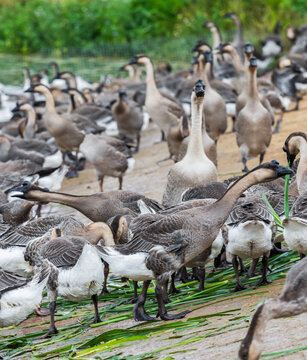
[0,260,51,327]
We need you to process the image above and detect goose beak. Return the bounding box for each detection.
[202,21,209,28]
[276,165,294,177]
[195,80,206,97]
[223,12,233,19]
[244,42,254,54]
[287,153,296,167]
[128,57,138,65]
[119,65,127,71]
[249,56,257,68]
[24,84,35,93]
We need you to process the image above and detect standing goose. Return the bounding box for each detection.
[111,91,143,153]
[25,229,108,337]
[222,198,275,291]
[24,84,84,165]
[99,161,293,321]
[236,57,272,172]
[198,51,227,142]
[11,182,164,223]
[162,80,217,207]
[80,133,134,191]
[128,54,185,143]
[0,261,51,327]
[238,258,307,360]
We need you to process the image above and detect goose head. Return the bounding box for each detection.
[10,181,50,200]
[204,50,213,64]
[215,42,233,54]
[247,160,293,183]
[286,25,297,41]
[24,83,50,95]
[49,61,59,75]
[118,90,128,103]
[128,54,151,67]
[86,222,115,246]
[39,68,49,76]
[192,79,206,105]
[249,56,258,71]
[223,12,236,20]
[244,42,254,56]
[283,132,307,166]
[192,40,211,53]
[203,21,217,31]
[31,74,42,85]
[15,102,34,114]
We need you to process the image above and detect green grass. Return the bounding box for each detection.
[0,250,300,360]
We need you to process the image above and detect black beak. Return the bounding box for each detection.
[24,84,35,93]
[204,51,213,63]
[119,91,127,102]
[119,65,127,71]
[287,153,296,167]
[223,12,232,18]
[194,79,206,97]
[249,56,257,68]
[244,42,254,55]
[276,165,294,177]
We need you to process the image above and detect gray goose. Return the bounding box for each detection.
[11,182,164,223]
[222,197,275,291]
[111,90,143,153]
[128,54,185,143]
[98,161,292,321]
[24,229,108,337]
[238,257,307,360]
[235,57,272,172]
[0,261,51,327]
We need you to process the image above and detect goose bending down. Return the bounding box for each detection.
[11,182,164,222]
[80,133,134,191]
[282,132,307,257]
[111,91,143,153]
[162,80,217,207]
[25,229,107,337]
[0,261,51,327]
[222,198,275,291]
[238,257,307,360]
[98,161,292,321]
[128,54,185,143]
[236,57,272,172]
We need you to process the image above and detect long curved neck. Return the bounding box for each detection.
[144,60,160,97]
[186,98,205,158]
[210,27,222,48]
[39,88,57,114]
[25,107,36,127]
[65,74,77,89]
[230,49,244,74]
[233,16,243,45]
[199,61,210,86]
[247,67,259,101]
[294,138,307,194]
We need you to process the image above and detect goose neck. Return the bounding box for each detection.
[247,67,259,100]
[144,60,160,97]
[295,139,307,193]
[211,28,222,48]
[41,88,57,114]
[186,100,204,158]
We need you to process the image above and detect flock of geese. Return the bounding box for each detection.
[0,15,307,360]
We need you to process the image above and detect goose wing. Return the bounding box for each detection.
[290,194,307,219]
[0,216,82,248]
[116,213,186,254]
[0,268,29,294]
[40,237,85,268]
[227,198,273,225]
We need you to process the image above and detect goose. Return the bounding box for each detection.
[24,83,85,165]
[238,257,307,360]
[162,80,217,207]
[0,260,51,327]
[119,64,142,83]
[235,57,272,172]
[223,12,245,60]
[128,54,185,142]
[202,21,226,65]
[167,115,191,162]
[25,228,107,337]
[0,199,35,227]
[283,132,307,195]
[12,101,37,139]
[98,161,292,321]
[79,133,134,191]
[222,197,275,291]
[286,24,307,56]
[197,51,227,142]
[11,182,164,223]
[111,91,143,153]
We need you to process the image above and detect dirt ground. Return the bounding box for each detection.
[2,97,307,359]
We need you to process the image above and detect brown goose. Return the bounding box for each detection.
[238,258,307,360]
[11,182,164,223]
[162,80,217,207]
[111,91,143,153]
[128,54,185,142]
[98,161,292,321]
[235,57,272,172]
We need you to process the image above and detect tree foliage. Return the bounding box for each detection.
[0,0,305,54]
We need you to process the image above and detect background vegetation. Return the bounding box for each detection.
[0,0,306,55]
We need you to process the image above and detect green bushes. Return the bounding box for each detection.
[0,0,305,54]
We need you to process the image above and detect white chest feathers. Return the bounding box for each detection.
[56,244,104,301]
[226,221,273,259]
[0,247,33,277]
[283,217,307,254]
